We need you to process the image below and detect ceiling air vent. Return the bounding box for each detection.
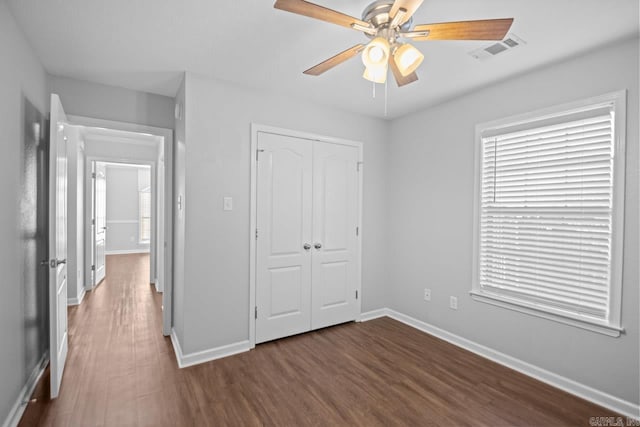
[469,33,526,61]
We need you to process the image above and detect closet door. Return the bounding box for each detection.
[311,142,360,329]
[255,132,313,343]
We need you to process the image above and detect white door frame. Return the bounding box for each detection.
[249,123,364,348]
[70,115,174,337]
[86,158,156,284]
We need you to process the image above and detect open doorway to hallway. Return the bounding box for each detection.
[91,162,153,289]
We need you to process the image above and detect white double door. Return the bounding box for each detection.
[256,132,360,344]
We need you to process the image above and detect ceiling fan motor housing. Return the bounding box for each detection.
[362,0,413,39]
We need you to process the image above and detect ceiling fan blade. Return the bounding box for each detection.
[411,18,514,41]
[303,44,365,76]
[389,56,419,87]
[389,0,424,25]
[274,0,370,30]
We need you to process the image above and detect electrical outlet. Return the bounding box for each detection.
[449,296,458,310]
[423,288,431,301]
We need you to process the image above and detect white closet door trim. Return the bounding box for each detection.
[249,123,364,348]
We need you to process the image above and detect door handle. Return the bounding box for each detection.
[303,243,311,251]
[314,243,322,250]
[49,259,67,268]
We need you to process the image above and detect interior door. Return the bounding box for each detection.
[255,132,313,343]
[48,94,69,399]
[94,162,106,285]
[311,142,360,329]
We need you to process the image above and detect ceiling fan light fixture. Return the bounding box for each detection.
[363,64,387,84]
[362,37,390,68]
[394,43,424,77]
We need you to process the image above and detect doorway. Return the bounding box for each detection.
[90,161,154,288]
[249,124,364,345]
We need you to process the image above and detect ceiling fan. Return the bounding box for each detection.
[274,0,514,87]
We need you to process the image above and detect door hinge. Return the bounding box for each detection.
[355,290,358,300]
[91,265,95,271]
[356,226,359,236]
[357,161,363,172]
[256,149,264,161]
[91,172,96,179]
[92,218,95,225]
[255,306,258,319]
[255,228,258,240]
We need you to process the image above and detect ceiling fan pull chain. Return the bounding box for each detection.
[372,81,376,99]
[384,76,388,117]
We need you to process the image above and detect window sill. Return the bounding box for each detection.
[470,291,623,337]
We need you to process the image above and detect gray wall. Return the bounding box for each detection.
[48,75,175,129]
[387,37,639,406]
[105,165,151,253]
[177,72,389,354]
[0,2,48,423]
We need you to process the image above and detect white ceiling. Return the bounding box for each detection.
[8,0,639,119]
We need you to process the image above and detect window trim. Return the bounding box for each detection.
[471,91,627,337]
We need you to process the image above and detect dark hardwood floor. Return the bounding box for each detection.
[19,253,619,426]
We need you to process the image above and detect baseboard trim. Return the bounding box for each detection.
[170,329,250,369]
[359,308,388,321]
[2,353,48,427]
[105,249,150,255]
[67,288,86,306]
[361,308,639,419]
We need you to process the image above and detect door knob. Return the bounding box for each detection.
[314,243,322,250]
[303,243,311,250]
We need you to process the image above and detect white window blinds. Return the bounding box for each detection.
[476,100,623,328]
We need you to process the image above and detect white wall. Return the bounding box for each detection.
[0,2,48,423]
[105,164,151,254]
[176,72,389,354]
[387,37,639,406]
[49,75,175,129]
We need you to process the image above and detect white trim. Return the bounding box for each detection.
[2,353,48,427]
[472,90,627,335]
[359,308,387,321]
[105,249,150,255]
[106,219,139,224]
[470,291,623,337]
[170,329,250,369]
[361,309,639,419]
[249,123,364,348]
[67,288,86,306]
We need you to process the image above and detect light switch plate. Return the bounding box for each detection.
[223,197,233,211]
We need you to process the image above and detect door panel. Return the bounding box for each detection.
[255,132,313,344]
[311,142,359,329]
[49,94,68,399]
[94,163,106,285]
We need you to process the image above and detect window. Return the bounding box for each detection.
[139,188,151,243]
[471,92,626,336]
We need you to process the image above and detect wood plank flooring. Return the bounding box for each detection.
[19,253,619,426]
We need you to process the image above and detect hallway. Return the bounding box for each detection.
[20,254,178,426]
